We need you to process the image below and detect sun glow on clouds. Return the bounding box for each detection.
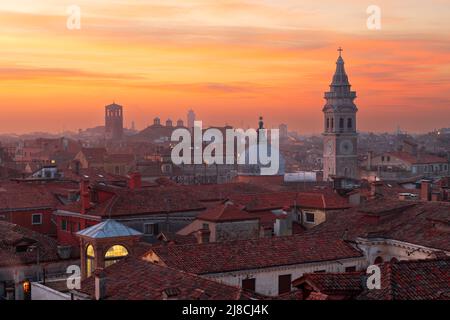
[0,0,449,133]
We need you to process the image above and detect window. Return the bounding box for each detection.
[144,223,159,235]
[387,156,390,162]
[104,245,129,268]
[32,213,42,225]
[381,156,385,162]
[278,274,292,295]
[347,118,352,129]
[86,245,95,278]
[305,212,315,223]
[331,118,334,129]
[339,118,344,129]
[345,266,356,272]
[242,278,256,292]
[326,118,330,129]
[374,256,384,264]
[61,219,67,231]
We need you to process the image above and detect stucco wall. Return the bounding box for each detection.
[205,257,367,296]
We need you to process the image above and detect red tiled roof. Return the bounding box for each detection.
[149,233,363,274]
[230,191,350,211]
[0,221,62,267]
[105,153,135,164]
[306,199,450,252]
[388,151,448,165]
[58,185,206,217]
[0,181,59,211]
[61,167,125,183]
[80,147,107,163]
[185,183,271,202]
[293,272,364,297]
[358,258,450,300]
[197,202,257,222]
[79,256,244,300]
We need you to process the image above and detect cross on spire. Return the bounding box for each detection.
[338,47,343,57]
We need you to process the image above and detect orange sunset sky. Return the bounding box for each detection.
[0,0,449,134]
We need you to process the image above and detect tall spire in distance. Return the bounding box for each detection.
[331,47,350,87]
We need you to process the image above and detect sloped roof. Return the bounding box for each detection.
[388,151,448,165]
[0,181,59,211]
[293,272,364,296]
[358,258,450,300]
[306,199,450,252]
[0,221,61,267]
[150,233,363,274]
[197,202,257,222]
[79,256,244,300]
[230,191,350,211]
[77,219,142,239]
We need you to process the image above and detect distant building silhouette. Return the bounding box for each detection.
[105,103,124,141]
[279,123,288,140]
[187,109,196,129]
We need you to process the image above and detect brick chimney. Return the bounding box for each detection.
[128,171,142,190]
[420,180,431,201]
[94,269,107,300]
[196,228,210,244]
[80,179,90,214]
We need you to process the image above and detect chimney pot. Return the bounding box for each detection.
[80,179,90,214]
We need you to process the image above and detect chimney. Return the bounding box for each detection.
[94,269,107,300]
[274,210,293,236]
[431,192,440,202]
[196,228,210,244]
[370,181,382,198]
[366,151,373,171]
[420,180,431,201]
[80,179,90,214]
[128,171,142,190]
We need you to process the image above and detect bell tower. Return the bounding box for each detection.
[323,48,358,180]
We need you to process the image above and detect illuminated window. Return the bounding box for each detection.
[86,245,95,278]
[104,245,129,268]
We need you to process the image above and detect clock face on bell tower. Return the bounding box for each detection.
[322,48,358,180]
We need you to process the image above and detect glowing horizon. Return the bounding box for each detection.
[0,0,449,134]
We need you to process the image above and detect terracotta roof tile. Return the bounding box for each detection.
[0,221,62,267]
[149,233,363,274]
[79,256,244,300]
[197,202,258,222]
[358,258,450,300]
